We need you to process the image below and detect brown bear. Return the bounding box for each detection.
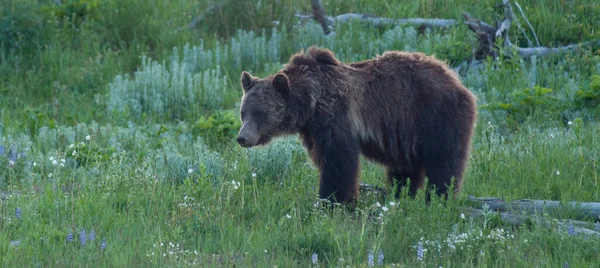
[236,46,477,203]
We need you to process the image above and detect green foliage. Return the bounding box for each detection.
[483,86,563,123]
[575,75,600,105]
[192,110,241,145]
[42,0,101,23]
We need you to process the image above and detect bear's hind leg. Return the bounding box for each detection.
[386,167,425,199]
[424,157,465,200]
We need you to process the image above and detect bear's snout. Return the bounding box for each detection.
[237,123,259,148]
[236,135,249,147]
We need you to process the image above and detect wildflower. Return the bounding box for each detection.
[100,238,107,250]
[286,214,292,219]
[88,229,96,241]
[567,223,575,235]
[555,170,560,175]
[231,180,240,190]
[367,250,374,267]
[389,201,396,207]
[79,227,87,246]
[15,208,21,219]
[72,150,77,156]
[417,241,425,261]
[9,160,14,167]
[86,135,91,141]
[0,146,4,156]
[568,121,573,126]
[381,206,389,212]
[312,253,318,264]
[378,250,384,265]
[52,159,58,165]
[10,240,20,247]
[66,230,74,242]
[48,173,53,178]
[33,162,37,167]
[188,168,193,174]
[252,172,257,178]
[69,144,75,148]
[375,202,381,207]
[460,213,465,220]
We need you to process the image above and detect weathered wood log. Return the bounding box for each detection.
[464,207,600,238]
[468,196,600,221]
[295,13,457,31]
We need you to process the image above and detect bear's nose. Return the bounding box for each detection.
[237,136,248,146]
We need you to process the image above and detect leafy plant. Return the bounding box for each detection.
[575,75,600,105]
[192,110,241,145]
[482,86,564,122]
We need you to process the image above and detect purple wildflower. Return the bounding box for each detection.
[88,229,96,241]
[15,208,21,219]
[564,262,570,268]
[10,240,20,247]
[417,241,425,261]
[377,250,384,265]
[79,227,87,246]
[367,250,374,267]
[0,145,4,156]
[66,230,74,243]
[8,147,17,162]
[311,252,318,264]
[100,238,107,250]
[567,222,575,235]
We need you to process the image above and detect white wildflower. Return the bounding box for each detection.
[389,201,397,207]
[286,214,292,219]
[52,159,58,165]
[69,144,75,148]
[188,168,193,174]
[381,206,389,212]
[86,135,91,141]
[252,172,257,178]
[72,150,77,156]
[568,121,573,126]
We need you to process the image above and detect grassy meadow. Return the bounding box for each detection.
[1,0,600,267]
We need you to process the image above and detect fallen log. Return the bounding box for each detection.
[468,196,600,221]
[300,0,457,35]
[463,207,600,238]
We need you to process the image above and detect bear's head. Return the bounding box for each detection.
[236,71,292,148]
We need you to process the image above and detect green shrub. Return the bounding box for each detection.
[192,110,241,146]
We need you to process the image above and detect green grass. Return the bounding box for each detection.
[1,0,600,267]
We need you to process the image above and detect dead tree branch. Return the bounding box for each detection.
[514,1,540,46]
[311,0,333,35]
[179,3,223,32]
[463,0,600,60]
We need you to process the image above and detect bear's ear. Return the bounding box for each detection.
[241,71,256,91]
[272,73,290,94]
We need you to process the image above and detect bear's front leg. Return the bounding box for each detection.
[312,126,360,203]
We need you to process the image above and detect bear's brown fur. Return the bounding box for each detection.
[237,46,477,203]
